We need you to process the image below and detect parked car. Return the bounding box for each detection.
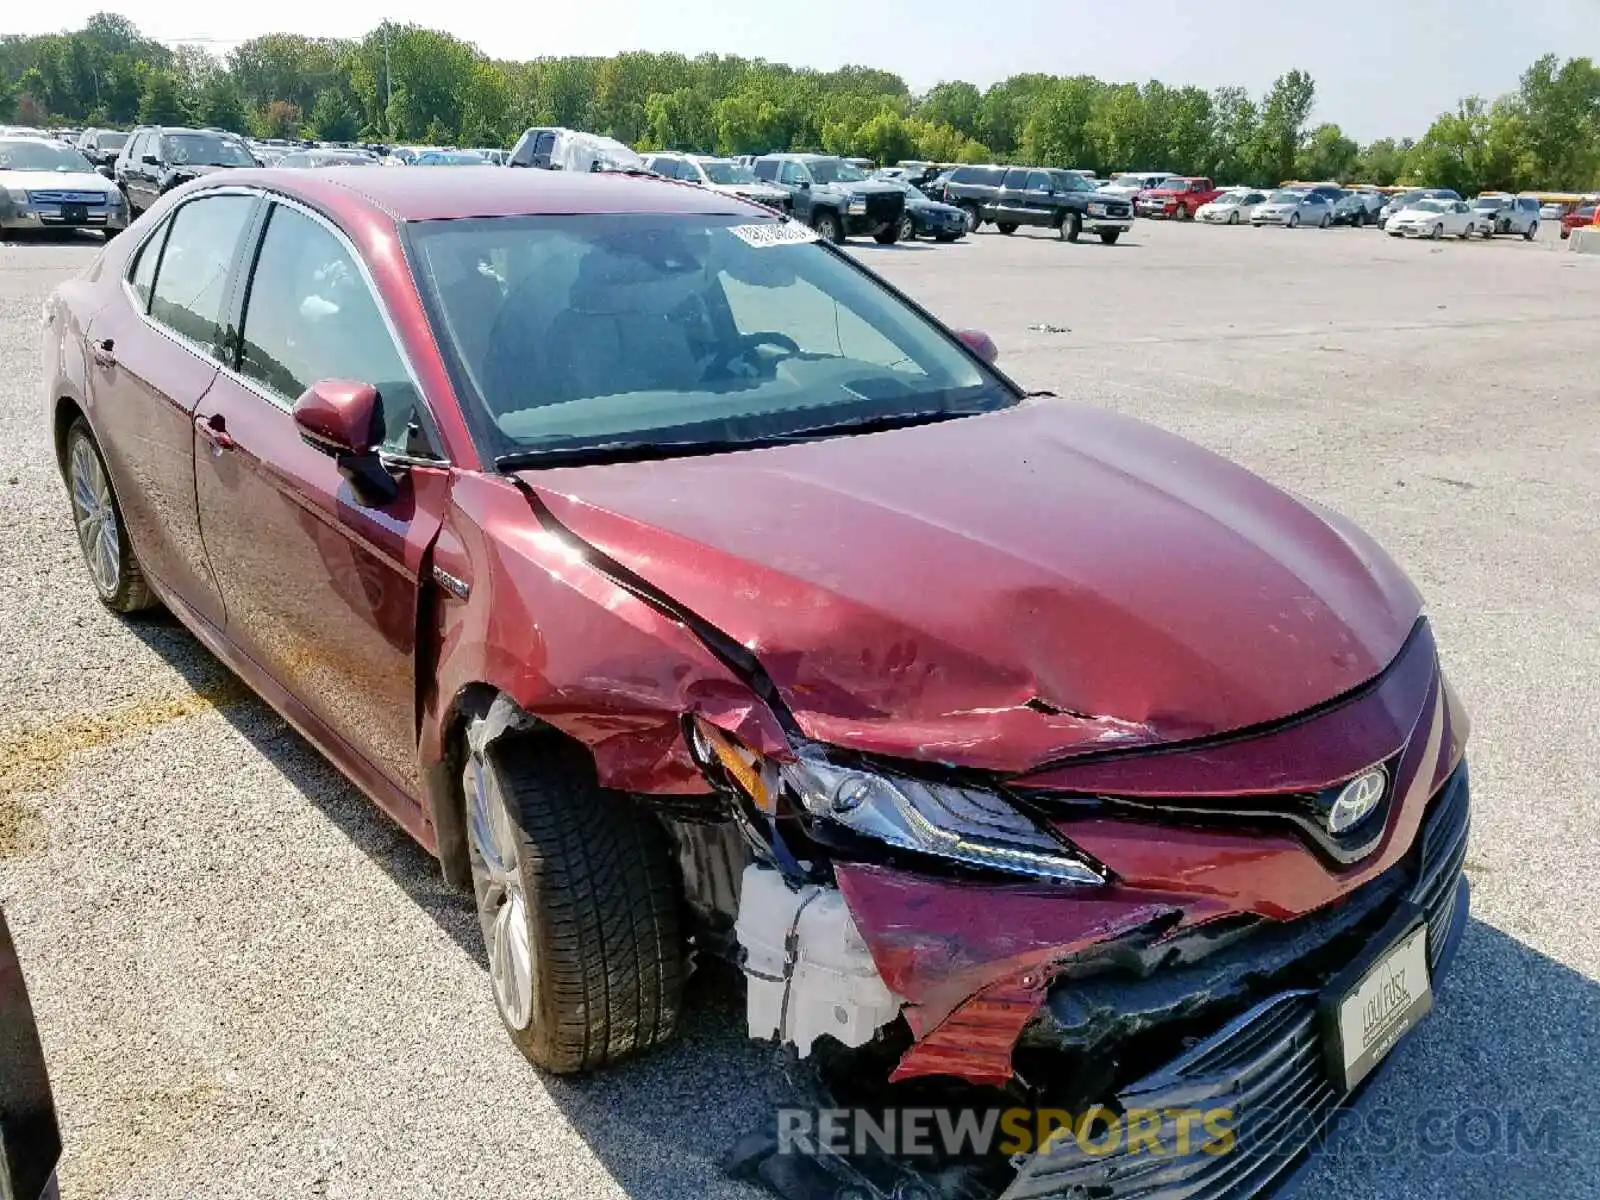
[1540,202,1564,221]
[77,128,129,168]
[1378,188,1460,230]
[0,136,130,239]
[275,149,378,169]
[114,125,255,217]
[982,166,1132,243]
[1133,176,1221,219]
[639,153,792,210]
[1561,203,1597,238]
[1251,187,1335,228]
[414,150,490,166]
[41,164,1473,1200]
[876,177,968,241]
[751,153,905,243]
[929,163,1006,226]
[468,148,508,166]
[507,127,644,174]
[1329,189,1375,226]
[1470,193,1540,239]
[1197,188,1269,224]
[1099,171,1172,206]
[1386,197,1479,239]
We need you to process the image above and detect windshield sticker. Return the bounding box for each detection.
[728,221,819,248]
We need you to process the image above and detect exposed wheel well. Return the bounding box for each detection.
[52,397,85,474]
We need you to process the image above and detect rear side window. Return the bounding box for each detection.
[127,218,169,311]
[1026,170,1052,191]
[147,194,255,348]
[1002,168,1029,188]
[238,204,422,452]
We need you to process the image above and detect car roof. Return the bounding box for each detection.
[201,166,762,221]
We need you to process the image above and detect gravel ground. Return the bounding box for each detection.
[1,217,1597,1200]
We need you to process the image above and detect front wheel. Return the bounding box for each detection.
[1061,211,1082,242]
[1289,212,1300,229]
[1525,222,1538,241]
[962,203,982,231]
[1318,212,1330,228]
[64,420,155,613]
[1431,223,1443,240]
[898,214,916,243]
[996,222,1018,235]
[1229,209,1240,225]
[1098,229,1121,245]
[873,223,901,245]
[812,209,845,245]
[464,729,684,1074]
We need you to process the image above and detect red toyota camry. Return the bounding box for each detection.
[41,166,1470,1199]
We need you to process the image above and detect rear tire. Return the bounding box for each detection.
[873,223,901,245]
[464,730,684,1075]
[1229,209,1239,225]
[1525,222,1538,241]
[1318,212,1330,228]
[898,214,916,243]
[996,222,1017,235]
[1098,229,1121,245]
[962,203,982,231]
[1289,212,1300,228]
[1061,212,1082,242]
[64,419,155,614]
[812,209,845,245]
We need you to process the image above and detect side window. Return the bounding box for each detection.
[238,204,426,454]
[1026,170,1052,192]
[127,216,170,311]
[753,159,778,181]
[1002,168,1029,188]
[148,195,255,349]
[779,161,805,186]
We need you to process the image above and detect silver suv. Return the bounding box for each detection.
[1470,193,1540,239]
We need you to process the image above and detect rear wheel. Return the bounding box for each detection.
[1289,212,1300,229]
[1460,223,1473,239]
[464,728,683,1074]
[64,420,154,613]
[898,214,916,243]
[996,222,1018,235]
[1061,212,1082,242]
[1525,222,1538,241]
[1098,229,1121,245]
[812,209,845,244]
[1229,209,1239,225]
[1318,212,1330,228]
[962,203,982,231]
[873,223,901,245]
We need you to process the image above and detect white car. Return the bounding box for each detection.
[1386,198,1479,239]
[1540,202,1564,220]
[1197,189,1269,224]
[0,135,129,239]
[1099,171,1172,204]
[1250,188,1335,228]
[640,152,792,209]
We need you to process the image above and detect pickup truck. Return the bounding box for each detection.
[751,153,906,243]
[969,166,1133,243]
[1134,177,1222,219]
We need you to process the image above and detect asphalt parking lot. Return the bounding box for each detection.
[2,216,1598,1200]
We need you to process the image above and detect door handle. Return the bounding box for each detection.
[195,413,237,452]
[91,338,116,367]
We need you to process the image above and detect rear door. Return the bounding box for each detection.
[192,197,449,801]
[992,167,1031,225]
[84,190,259,628]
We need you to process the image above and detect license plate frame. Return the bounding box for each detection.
[60,204,88,225]
[1318,903,1433,1093]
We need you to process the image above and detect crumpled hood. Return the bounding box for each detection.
[522,400,1421,774]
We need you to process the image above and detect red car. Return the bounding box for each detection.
[43,168,1470,1198]
[1133,175,1222,219]
[1560,202,1597,238]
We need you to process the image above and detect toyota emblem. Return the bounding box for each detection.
[1328,768,1388,834]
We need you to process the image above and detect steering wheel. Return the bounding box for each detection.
[707,331,802,377]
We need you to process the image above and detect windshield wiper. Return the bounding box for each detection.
[495,408,984,472]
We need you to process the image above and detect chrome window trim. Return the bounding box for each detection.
[229,189,447,462]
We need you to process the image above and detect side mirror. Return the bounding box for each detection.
[292,380,398,506]
[96,165,114,179]
[954,329,999,365]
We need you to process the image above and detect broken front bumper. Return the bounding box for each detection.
[999,765,1470,1199]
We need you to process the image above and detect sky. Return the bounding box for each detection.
[10,0,1596,142]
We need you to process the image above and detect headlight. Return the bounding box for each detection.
[689,718,1105,884]
[5,185,28,205]
[106,190,124,208]
[1087,203,1106,216]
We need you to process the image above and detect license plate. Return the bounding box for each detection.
[61,204,88,224]
[1321,917,1432,1092]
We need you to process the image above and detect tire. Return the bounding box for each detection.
[1098,229,1121,245]
[463,730,683,1074]
[1525,222,1538,241]
[873,223,901,245]
[1431,223,1443,240]
[1318,212,1330,229]
[996,222,1018,235]
[898,214,916,243]
[64,419,155,614]
[812,209,845,245]
[1229,209,1239,225]
[1061,211,1082,242]
[962,203,982,231]
[1289,212,1300,229]
[1178,203,1191,221]
[1481,224,1494,240]
[1460,223,1473,240]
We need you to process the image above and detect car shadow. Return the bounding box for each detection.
[121,615,1600,1198]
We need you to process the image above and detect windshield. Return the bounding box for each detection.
[1473,196,1506,208]
[701,161,756,184]
[1050,172,1092,192]
[808,159,866,184]
[0,139,97,173]
[1213,192,1243,205]
[1270,190,1305,204]
[406,213,1010,464]
[163,132,254,167]
[99,132,128,151]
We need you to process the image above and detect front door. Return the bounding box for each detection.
[192,198,448,801]
[85,192,258,628]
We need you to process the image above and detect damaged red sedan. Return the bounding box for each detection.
[42,167,1470,1199]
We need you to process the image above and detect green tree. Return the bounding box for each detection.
[917,81,981,139]
[1020,76,1097,168]
[253,98,301,139]
[1209,86,1259,182]
[1254,69,1316,183]
[1353,137,1406,185]
[195,74,248,133]
[854,109,916,165]
[137,66,190,125]
[308,88,360,141]
[1295,123,1360,181]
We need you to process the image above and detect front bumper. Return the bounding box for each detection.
[1083,216,1132,232]
[998,764,1471,1199]
[1134,199,1178,218]
[1252,211,1297,225]
[1,202,127,233]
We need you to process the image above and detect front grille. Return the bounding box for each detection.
[27,190,107,206]
[1104,202,1131,217]
[864,192,904,223]
[1002,765,1470,1200]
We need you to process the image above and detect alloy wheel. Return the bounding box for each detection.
[465,752,536,1031]
[69,434,120,599]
